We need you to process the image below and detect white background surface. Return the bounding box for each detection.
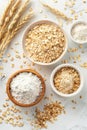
[0,0,87,130]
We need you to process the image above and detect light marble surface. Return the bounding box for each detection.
[0,0,87,130]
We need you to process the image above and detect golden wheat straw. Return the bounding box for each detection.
[41,2,72,21]
[0,0,21,41]
[0,10,34,53]
[0,0,14,28]
[8,0,30,31]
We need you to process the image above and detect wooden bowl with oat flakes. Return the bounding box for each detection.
[22,20,68,66]
[6,69,46,107]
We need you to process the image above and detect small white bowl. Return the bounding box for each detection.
[22,20,68,66]
[70,21,87,44]
[50,64,84,97]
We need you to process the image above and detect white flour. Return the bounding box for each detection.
[10,72,42,104]
[71,23,87,42]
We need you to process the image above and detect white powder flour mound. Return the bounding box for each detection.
[10,72,42,104]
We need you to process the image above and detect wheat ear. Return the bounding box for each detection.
[0,0,21,41]
[0,9,34,53]
[0,0,14,28]
[8,0,30,31]
[41,2,72,21]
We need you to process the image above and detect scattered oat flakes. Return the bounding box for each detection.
[24,111,29,115]
[80,12,83,16]
[79,44,83,48]
[32,62,35,66]
[11,64,15,68]
[3,103,9,107]
[81,50,84,53]
[0,72,2,77]
[0,118,2,124]
[64,7,67,10]
[50,93,53,96]
[20,65,23,69]
[72,107,76,109]
[15,54,21,59]
[0,102,24,127]
[83,0,86,3]
[71,100,77,104]
[80,95,82,99]
[0,74,6,80]
[65,1,75,8]
[17,122,24,127]
[61,59,68,64]
[33,101,64,129]
[0,66,3,70]
[44,96,49,100]
[38,67,41,71]
[15,50,19,54]
[15,42,19,45]
[7,53,11,58]
[10,57,14,62]
[70,9,75,15]
[68,47,78,53]
[3,58,8,63]
[74,14,78,20]
[5,97,9,101]
[73,61,76,63]
[23,61,27,64]
[10,47,14,50]
[22,53,26,58]
[80,62,87,68]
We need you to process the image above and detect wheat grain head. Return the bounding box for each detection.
[8,0,31,31]
[0,9,34,53]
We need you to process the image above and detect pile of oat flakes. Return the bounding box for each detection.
[25,23,66,63]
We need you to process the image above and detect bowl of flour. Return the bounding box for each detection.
[6,69,46,107]
[70,21,87,44]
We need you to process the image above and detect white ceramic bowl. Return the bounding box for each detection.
[70,20,87,44]
[50,64,84,97]
[22,20,68,66]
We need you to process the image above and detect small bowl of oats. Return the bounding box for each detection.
[50,64,84,97]
[23,20,68,66]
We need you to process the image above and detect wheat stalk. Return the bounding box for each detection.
[41,2,72,21]
[0,0,21,41]
[0,9,34,53]
[0,0,14,28]
[8,0,30,31]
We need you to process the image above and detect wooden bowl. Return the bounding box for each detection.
[22,20,68,66]
[6,69,46,107]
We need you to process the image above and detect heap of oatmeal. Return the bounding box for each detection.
[54,67,80,94]
[33,101,65,129]
[0,97,65,129]
[25,23,66,63]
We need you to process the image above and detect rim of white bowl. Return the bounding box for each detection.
[50,63,84,97]
[70,20,87,44]
[22,20,68,66]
